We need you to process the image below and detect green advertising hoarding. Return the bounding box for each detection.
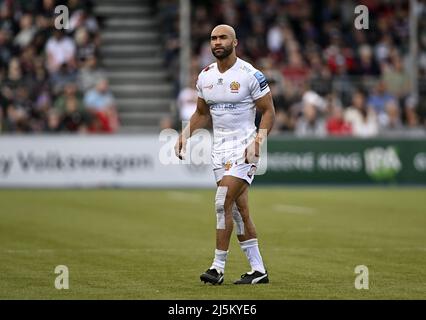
[256,137,426,184]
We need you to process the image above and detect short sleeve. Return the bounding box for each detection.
[249,70,270,100]
[196,76,204,99]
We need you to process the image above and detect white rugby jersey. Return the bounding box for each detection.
[196,57,270,166]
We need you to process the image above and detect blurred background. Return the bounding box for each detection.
[0,0,425,186]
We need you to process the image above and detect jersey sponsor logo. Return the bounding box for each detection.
[254,71,268,91]
[210,103,237,111]
[230,81,240,93]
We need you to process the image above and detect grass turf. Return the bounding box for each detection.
[0,188,425,299]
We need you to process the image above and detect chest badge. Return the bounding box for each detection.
[230,81,240,93]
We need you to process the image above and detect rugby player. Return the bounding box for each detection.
[174,24,275,285]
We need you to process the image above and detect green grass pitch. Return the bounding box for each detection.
[0,188,425,299]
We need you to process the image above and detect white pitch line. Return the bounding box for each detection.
[272,204,317,215]
[3,247,425,254]
[1,248,193,254]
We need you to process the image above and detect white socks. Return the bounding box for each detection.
[211,249,228,273]
[210,240,266,274]
[239,238,266,274]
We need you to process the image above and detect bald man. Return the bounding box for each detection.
[175,25,275,285]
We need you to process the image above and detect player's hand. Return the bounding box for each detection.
[244,139,260,164]
[174,135,187,160]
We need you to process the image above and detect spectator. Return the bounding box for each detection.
[49,62,78,96]
[367,80,397,124]
[54,82,83,115]
[266,20,285,54]
[380,99,403,133]
[77,55,106,92]
[382,54,411,100]
[177,75,198,122]
[375,34,394,65]
[83,79,119,133]
[345,89,378,138]
[301,90,327,114]
[355,44,381,76]
[20,45,37,78]
[326,104,352,136]
[3,102,31,133]
[324,32,356,75]
[268,79,293,133]
[198,41,215,71]
[281,50,309,95]
[308,51,333,96]
[0,1,17,35]
[44,108,62,133]
[60,96,91,133]
[404,95,421,129]
[69,9,99,34]
[13,13,37,49]
[36,0,56,19]
[34,86,52,122]
[295,101,326,137]
[45,29,76,74]
[74,27,97,67]
[0,29,12,67]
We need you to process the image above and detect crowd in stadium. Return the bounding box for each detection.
[1,0,426,137]
[0,0,119,134]
[161,0,426,137]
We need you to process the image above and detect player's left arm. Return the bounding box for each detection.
[245,92,276,163]
[254,91,275,143]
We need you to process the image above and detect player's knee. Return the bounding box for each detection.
[215,187,228,212]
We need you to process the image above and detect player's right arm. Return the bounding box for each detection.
[174,97,210,160]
